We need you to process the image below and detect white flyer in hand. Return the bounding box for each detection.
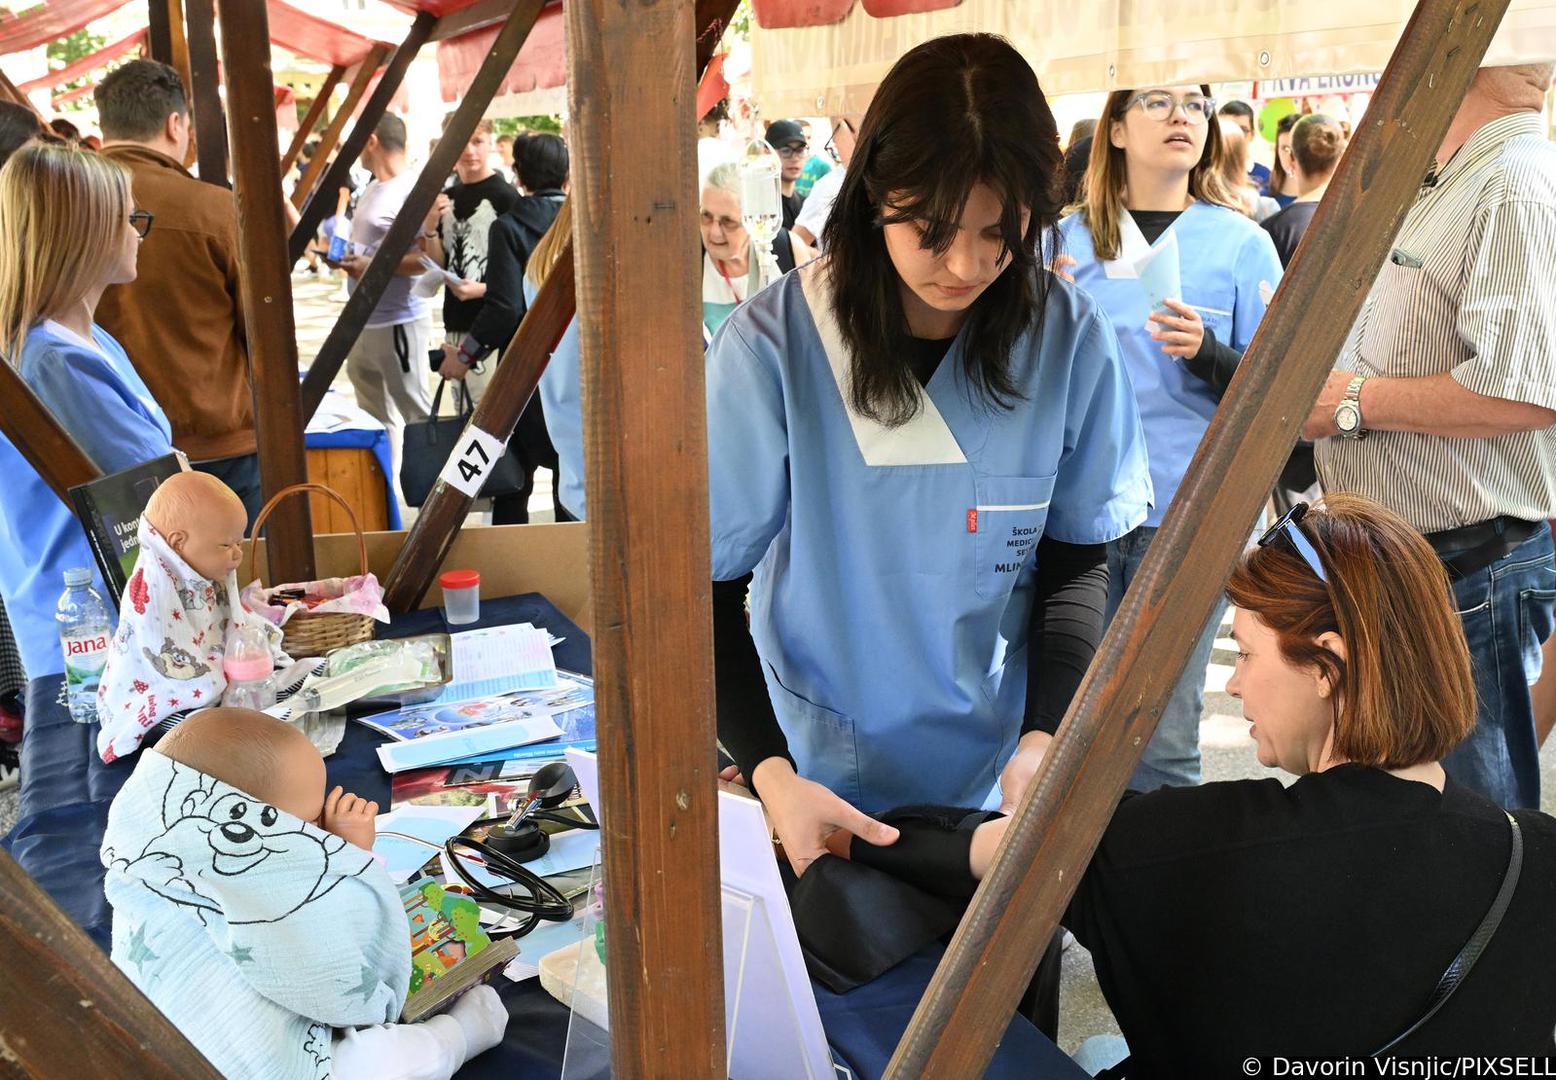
[1133,229,1181,317]
[439,422,510,497]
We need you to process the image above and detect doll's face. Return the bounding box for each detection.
[170,499,248,581]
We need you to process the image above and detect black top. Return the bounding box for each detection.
[782,190,804,231]
[1262,199,1319,268]
[1127,208,1182,246]
[1066,766,1556,1072]
[713,333,1109,794]
[465,189,566,357]
[435,173,518,335]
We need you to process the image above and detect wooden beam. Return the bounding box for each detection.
[378,0,740,611]
[888,0,1508,1075]
[218,0,314,584]
[568,0,725,1073]
[429,0,516,42]
[381,241,575,613]
[184,0,228,187]
[146,0,174,65]
[297,0,545,422]
[288,14,435,262]
[281,63,345,177]
[0,366,101,504]
[289,48,385,211]
[0,847,221,1077]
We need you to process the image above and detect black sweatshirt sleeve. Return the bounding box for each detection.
[712,575,793,790]
[465,217,527,357]
[1182,326,1243,398]
[1024,536,1109,737]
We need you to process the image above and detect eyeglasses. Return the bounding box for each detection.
[825,120,853,163]
[700,211,744,233]
[129,209,154,238]
[1257,502,1329,583]
[775,143,809,160]
[1127,91,1216,123]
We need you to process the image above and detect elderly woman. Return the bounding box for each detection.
[843,495,1556,1070]
[700,161,813,334]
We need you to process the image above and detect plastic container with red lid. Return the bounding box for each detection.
[439,569,481,625]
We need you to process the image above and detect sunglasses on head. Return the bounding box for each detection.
[1257,502,1329,583]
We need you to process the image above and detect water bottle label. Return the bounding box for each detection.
[63,633,109,678]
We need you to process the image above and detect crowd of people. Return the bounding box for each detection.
[0,32,1554,1073]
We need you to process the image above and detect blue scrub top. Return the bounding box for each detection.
[1058,202,1283,527]
[525,277,585,520]
[0,321,173,677]
[707,262,1152,812]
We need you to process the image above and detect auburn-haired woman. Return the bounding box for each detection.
[954,495,1556,1071]
[707,33,1152,874]
[0,141,171,682]
[1059,86,1284,793]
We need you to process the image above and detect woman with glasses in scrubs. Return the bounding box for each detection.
[1059,86,1284,793]
[706,34,1153,875]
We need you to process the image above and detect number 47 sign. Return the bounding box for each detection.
[438,422,511,497]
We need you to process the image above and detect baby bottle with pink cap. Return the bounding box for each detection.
[222,622,276,710]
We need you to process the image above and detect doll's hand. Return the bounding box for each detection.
[321,786,378,850]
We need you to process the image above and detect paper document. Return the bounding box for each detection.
[373,804,484,883]
[417,624,559,705]
[376,713,564,773]
[1133,229,1181,316]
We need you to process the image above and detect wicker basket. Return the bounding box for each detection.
[245,483,376,657]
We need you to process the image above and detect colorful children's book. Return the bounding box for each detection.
[69,453,186,605]
[399,878,518,1023]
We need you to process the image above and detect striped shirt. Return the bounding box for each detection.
[1316,112,1556,532]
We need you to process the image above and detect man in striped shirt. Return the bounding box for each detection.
[1304,64,1556,810]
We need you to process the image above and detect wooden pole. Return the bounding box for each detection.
[289,48,385,211]
[184,0,228,187]
[888,1,1508,1075]
[218,0,314,584]
[288,14,435,262]
[0,367,101,504]
[381,242,575,613]
[569,0,725,1072]
[0,847,221,1077]
[147,0,174,65]
[297,0,545,423]
[281,63,345,177]
[0,69,40,117]
[377,0,741,613]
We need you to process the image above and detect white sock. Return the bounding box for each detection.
[447,985,508,1061]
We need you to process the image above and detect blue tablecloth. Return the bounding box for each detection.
[3,594,1080,1079]
[305,425,402,530]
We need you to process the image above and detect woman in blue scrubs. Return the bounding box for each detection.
[1059,86,1283,792]
[707,34,1153,874]
[0,142,172,682]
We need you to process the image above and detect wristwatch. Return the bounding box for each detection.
[1334,375,1369,440]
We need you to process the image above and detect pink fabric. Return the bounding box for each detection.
[18,26,145,93]
[0,0,132,56]
[267,0,389,69]
[752,0,961,27]
[381,0,486,16]
[435,2,564,102]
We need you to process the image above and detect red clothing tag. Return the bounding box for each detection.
[966,508,978,533]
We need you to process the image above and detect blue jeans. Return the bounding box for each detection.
[1106,525,1228,791]
[1442,522,1554,809]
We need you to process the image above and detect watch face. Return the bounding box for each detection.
[1335,402,1360,433]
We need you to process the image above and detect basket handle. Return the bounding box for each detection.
[243,482,369,588]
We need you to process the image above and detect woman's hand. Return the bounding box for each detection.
[320,786,378,850]
[1048,254,1078,282]
[1149,298,1203,359]
[447,279,487,302]
[998,730,1053,814]
[752,758,899,876]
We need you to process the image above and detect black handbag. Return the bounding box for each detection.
[399,379,527,506]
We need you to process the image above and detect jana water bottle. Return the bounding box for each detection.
[58,567,112,724]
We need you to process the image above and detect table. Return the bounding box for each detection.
[3,594,1083,1079]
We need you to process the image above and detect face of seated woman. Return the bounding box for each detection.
[1226,608,1347,775]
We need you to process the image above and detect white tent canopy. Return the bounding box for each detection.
[751,0,1556,116]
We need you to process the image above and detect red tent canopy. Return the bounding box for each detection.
[268,0,391,69]
[17,26,145,94]
[752,0,959,29]
[0,0,132,55]
[435,2,564,102]
[381,0,488,15]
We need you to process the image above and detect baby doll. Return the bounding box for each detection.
[96,472,289,763]
[101,708,509,1080]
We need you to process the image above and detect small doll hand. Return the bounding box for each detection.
[321,786,379,850]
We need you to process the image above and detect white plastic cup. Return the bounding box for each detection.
[440,569,481,625]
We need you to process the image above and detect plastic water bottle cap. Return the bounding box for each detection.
[64,567,93,587]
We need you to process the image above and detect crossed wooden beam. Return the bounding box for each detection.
[0,0,1506,1073]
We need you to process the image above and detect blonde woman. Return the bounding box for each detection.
[1058,87,1284,791]
[0,141,171,680]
